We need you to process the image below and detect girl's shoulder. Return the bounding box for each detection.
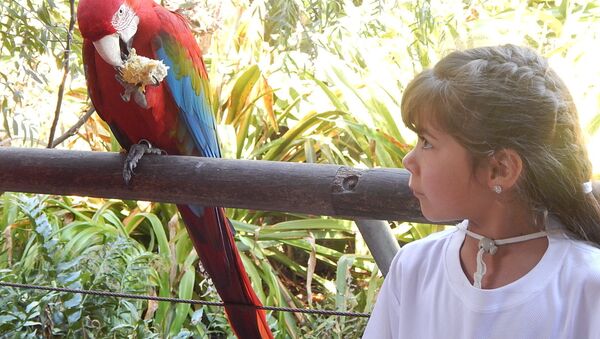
[541,216,600,276]
[405,220,469,247]
[567,238,600,270]
[393,222,462,264]
[551,232,600,290]
[402,220,468,248]
[401,220,464,250]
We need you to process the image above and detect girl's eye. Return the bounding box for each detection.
[419,136,432,149]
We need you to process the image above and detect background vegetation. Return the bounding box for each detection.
[1,0,599,337]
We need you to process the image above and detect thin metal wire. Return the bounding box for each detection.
[0,281,371,318]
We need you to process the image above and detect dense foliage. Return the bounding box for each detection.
[1,0,599,337]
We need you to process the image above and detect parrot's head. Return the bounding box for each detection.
[77,0,141,67]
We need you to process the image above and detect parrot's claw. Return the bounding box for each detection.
[115,73,149,108]
[133,90,148,109]
[115,70,126,86]
[120,91,132,102]
[116,73,136,102]
[123,140,166,185]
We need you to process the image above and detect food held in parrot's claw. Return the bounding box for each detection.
[120,48,169,91]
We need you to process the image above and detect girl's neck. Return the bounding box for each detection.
[460,202,549,289]
[467,202,543,239]
[459,232,548,289]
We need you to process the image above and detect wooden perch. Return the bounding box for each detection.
[0,147,425,222]
[5,147,596,276]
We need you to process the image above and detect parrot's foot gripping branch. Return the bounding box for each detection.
[123,139,165,185]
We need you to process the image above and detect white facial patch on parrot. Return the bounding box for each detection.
[112,4,139,47]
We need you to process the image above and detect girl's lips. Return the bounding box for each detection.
[412,190,425,199]
[409,187,423,198]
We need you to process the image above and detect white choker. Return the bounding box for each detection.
[459,225,547,289]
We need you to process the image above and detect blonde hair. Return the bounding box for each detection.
[401,44,600,245]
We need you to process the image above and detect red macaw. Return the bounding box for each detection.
[76,0,272,337]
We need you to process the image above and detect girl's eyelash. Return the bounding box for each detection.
[418,135,432,149]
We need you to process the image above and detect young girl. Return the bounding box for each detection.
[363,45,600,338]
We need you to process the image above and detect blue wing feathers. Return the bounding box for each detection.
[156,46,221,159]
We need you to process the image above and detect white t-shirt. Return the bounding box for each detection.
[363,221,600,339]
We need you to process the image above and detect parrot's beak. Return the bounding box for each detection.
[93,34,124,67]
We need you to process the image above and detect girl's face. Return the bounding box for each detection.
[402,121,491,222]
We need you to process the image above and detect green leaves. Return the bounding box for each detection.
[170,268,195,336]
[226,65,261,125]
[126,212,170,257]
[0,194,159,336]
[4,0,600,337]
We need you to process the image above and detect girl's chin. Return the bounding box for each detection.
[419,205,459,223]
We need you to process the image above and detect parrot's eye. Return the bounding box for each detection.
[112,5,134,31]
[115,6,126,19]
[111,4,139,63]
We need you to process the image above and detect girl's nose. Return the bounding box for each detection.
[402,148,416,174]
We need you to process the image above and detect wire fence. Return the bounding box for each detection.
[0,281,371,318]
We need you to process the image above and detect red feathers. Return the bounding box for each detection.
[78,0,273,337]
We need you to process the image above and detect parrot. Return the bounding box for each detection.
[76,0,273,337]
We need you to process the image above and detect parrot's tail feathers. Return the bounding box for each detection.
[178,205,273,339]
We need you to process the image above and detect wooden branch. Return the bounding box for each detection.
[0,147,425,222]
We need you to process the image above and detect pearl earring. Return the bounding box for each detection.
[493,185,502,194]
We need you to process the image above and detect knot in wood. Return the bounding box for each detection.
[332,167,363,193]
[343,175,359,191]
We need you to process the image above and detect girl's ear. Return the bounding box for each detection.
[487,149,523,191]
